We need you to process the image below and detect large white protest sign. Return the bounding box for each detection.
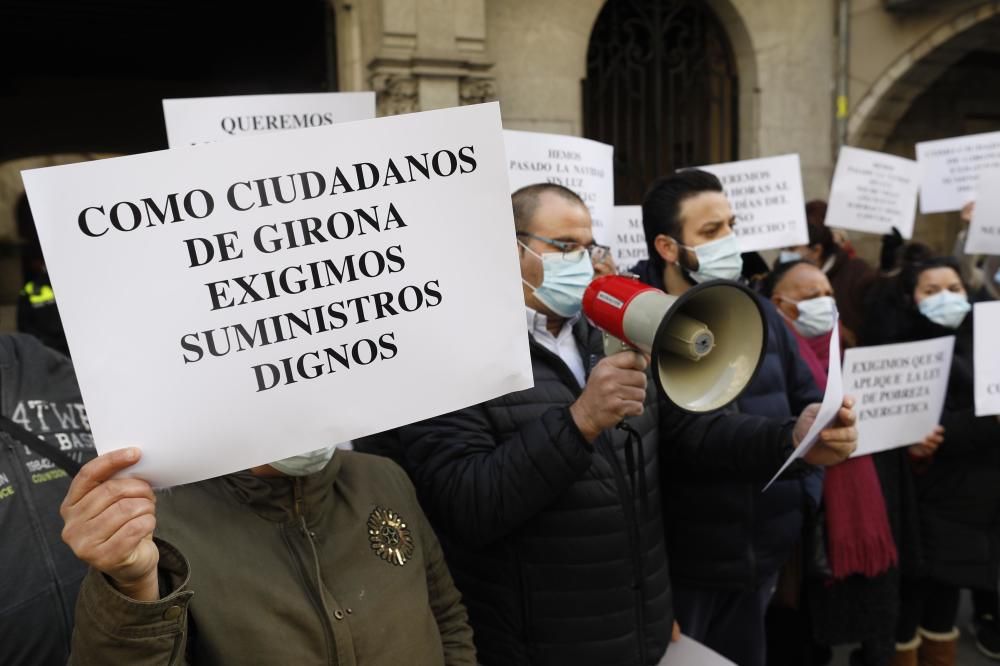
[917,131,1000,213]
[22,103,532,488]
[764,317,843,491]
[825,146,919,238]
[163,92,376,147]
[974,302,1000,417]
[504,130,614,244]
[611,206,648,270]
[843,337,954,457]
[697,154,808,253]
[966,167,1000,255]
[658,636,736,666]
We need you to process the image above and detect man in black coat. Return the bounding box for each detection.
[400,183,858,666]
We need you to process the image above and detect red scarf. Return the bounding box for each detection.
[795,327,898,579]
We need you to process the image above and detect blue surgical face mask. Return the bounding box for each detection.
[778,250,803,265]
[918,290,970,329]
[678,234,743,283]
[520,243,594,317]
[270,445,337,476]
[780,295,837,338]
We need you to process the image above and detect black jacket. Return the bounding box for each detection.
[0,334,94,665]
[631,260,823,589]
[401,318,798,666]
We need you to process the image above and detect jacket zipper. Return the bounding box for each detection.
[5,440,73,649]
[285,478,338,666]
[596,436,647,664]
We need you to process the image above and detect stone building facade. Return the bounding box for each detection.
[3,0,1000,325]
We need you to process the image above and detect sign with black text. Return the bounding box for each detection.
[504,130,614,245]
[697,154,808,253]
[611,206,648,269]
[966,167,1000,255]
[843,337,954,456]
[163,92,376,146]
[22,103,532,487]
[917,131,1000,213]
[826,146,919,238]
[974,302,1000,417]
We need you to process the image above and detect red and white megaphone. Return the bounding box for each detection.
[582,275,767,413]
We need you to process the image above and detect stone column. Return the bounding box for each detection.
[365,0,496,116]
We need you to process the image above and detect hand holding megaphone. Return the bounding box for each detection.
[569,351,649,442]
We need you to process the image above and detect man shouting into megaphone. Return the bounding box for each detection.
[399,183,857,666]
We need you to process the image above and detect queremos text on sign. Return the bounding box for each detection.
[697,154,808,253]
[22,102,533,487]
[163,92,376,146]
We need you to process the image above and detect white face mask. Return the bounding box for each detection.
[778,250,803,265]
[519,243,594,317]
[917,290,970,329]
[779,295,837,338]
[270,445,337,476]
[678,234,743,283]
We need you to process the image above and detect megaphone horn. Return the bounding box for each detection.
[582,274,767,413]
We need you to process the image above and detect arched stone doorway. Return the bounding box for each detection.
[582,0,740,204]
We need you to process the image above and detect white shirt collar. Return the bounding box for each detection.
[525,307,581,338]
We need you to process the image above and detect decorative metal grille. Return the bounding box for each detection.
[583,0,739,204]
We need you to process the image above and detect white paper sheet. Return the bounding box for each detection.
[764,319,842,491]
[697,154,808,253]
[826,146,919,238]
[965,167,1000,256]
[974,302,1000,417]
[21,102,533,487]
[163,92,375,146]
[611,205,648,271]
[504,130,615,245]
[843,336,955,457]
[657,635,737,666]
[917,131,1000,214]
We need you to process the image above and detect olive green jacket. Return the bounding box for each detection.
[68,451,475,665]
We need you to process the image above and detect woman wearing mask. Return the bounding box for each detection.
[868,254,1000,666]
[764,261,900,666]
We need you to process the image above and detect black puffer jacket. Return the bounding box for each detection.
[631,260,823,589]
[401,319,798,666]
[902,310,1000,589]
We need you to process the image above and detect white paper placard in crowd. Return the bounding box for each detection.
[825,146,920,238]
[163,92,376,146]
[916,130,1000,213]
[843,336,955,457]
[658,635,736,666]
[504,130,615,245]
[22,103,533,488]
[974,302,1000,417]
[764,317,843,491]
[965,167,1000,255]
[697,154,808,253]
[611,206,648,270]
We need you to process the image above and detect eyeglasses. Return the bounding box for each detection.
[516,232,612,264]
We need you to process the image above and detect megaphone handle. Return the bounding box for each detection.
[602,331,634,357]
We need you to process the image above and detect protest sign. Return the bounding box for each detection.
[764,317,842,491]
[965,167,1000,255]
[21,102,533,488]
[916,130,1000,213]
[974,302,1000,417]
[659,636,736,666]
[611,206,648,270]
[825,146,920,238]
[697,154,808,253]
[163,92,376,147]
[504,130,614,245]
[843,336,954,457]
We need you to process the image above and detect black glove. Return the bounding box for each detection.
[879,226,903,272]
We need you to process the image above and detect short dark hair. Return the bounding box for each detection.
[642,169,724,270]
[899,251,963,303]
[804,200,838,259]
[758,259,812,298]
[511,183,587,234]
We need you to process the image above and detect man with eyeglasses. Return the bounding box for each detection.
[398,183,857,666]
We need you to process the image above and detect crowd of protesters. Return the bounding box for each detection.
[1,160,998,666]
